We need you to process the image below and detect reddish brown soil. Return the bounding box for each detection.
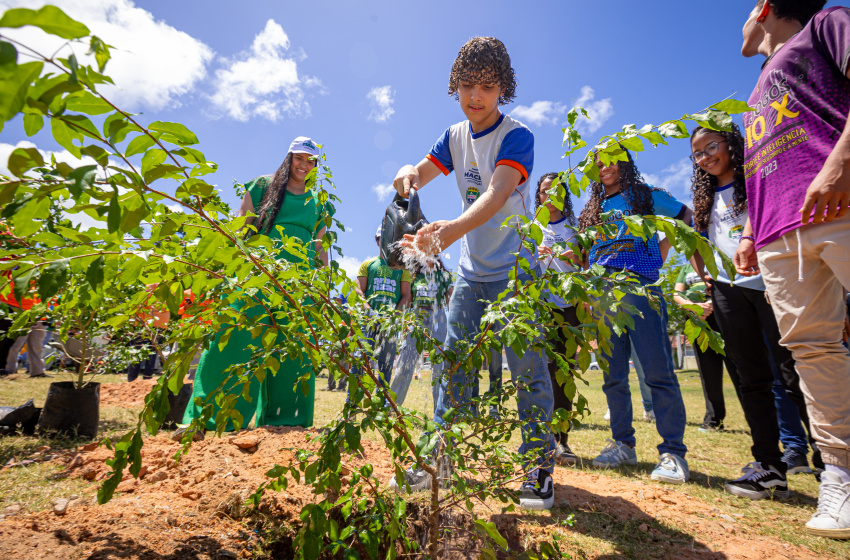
[0,425,830,560]
[99,378,159,408]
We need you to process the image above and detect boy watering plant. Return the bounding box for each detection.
[386,36,556,510]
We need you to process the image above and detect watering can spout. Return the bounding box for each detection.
[379,189,429,270]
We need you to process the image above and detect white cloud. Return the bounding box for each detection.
[209,20,320,122]
[371,183,395,202]
[442,252,451,260]
[367,86,395,123]
[511,101,567,127]
[0,0,214,111]
[643,159,694,201]
[335,255,362,281]
[572,86,614,134]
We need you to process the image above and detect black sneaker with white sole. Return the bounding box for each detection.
[519,469,554,510]
[725,462,790,500]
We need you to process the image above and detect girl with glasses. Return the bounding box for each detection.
[688,124,820,500]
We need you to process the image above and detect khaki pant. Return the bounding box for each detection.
[759,217,850,467]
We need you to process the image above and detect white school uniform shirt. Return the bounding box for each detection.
[427,113,535,282]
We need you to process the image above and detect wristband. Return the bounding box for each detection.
[740,236,755,243]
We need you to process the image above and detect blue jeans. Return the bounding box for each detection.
[433,272,554,469]
[631,346,654,413]
[600,273,687,458]
[391,308,447,406]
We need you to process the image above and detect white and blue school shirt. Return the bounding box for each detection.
[539,216,578,308]
[588,188,687,282]
[707,183,765,290]
[427,113,535,282]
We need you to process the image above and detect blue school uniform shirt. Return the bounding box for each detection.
[427,113,536,282]
[588,188,687,282]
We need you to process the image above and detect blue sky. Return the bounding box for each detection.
[0,0,842,277]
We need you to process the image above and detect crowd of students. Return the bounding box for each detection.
[4,0,844,540]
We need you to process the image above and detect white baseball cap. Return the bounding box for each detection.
[288,136,321,157]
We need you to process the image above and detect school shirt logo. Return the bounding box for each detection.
[466,187,480,204]
[463,161,482,187]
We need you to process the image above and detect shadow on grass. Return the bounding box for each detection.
[495,485,729,559]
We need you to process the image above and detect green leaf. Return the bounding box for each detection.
[107,187,121,233]
[195,232,225,261]
[66,91,113,115]
[7,147,44,176]
[66,165,97,198]
[66,53,79,85]
[710,99,753,115]
[37,259,68,300]
[140,148,167,177]
[80,145,110,167]
[87,36,111,72]
[125,134,157,157]
[0,41,16,76]
[12,267,35,305]
[11,194,49,236]
[148,121,199,145]
[475,520,508,550]
[0,61,43,132]
[50,117,82,158]
[0,6,90,40]
[86,255,105,289]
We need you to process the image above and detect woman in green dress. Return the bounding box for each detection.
[183,136,328,431]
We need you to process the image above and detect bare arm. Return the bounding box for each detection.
[672,281,712,318]
[398,281,412,309]
[238,193,255,222]
[405,165,524,254]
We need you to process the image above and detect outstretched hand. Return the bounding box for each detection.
[400,221,452,256]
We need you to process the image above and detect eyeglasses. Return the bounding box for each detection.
[690,140,727,163]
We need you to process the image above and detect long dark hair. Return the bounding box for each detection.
[254,152,293,235]
[578,149,655,230]
[412,256,450,278]
[690,125,747,233]
[535,172,577,227]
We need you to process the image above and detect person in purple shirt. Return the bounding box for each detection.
[735,0,850,538]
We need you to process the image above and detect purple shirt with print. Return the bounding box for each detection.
[743,6,850,249]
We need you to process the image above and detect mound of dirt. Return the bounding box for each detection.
[0,427,831,559]
[99,379,159,408]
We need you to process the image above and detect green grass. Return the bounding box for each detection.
[315,367,846,558]
[0,371,139,513]
[1,368,848,558]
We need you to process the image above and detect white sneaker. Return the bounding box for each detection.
[592,438,637,468]
[651,453,690,484]
[806,471,850,539]
[642,409,656,422]
[603,407,610,421]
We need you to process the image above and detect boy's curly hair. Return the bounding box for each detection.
[756,0,825,25]
[690,124,748,233]
[448,37,517,105]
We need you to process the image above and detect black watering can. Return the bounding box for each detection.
[380,189,429,269]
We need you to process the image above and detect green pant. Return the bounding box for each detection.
[182,303,315,431]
